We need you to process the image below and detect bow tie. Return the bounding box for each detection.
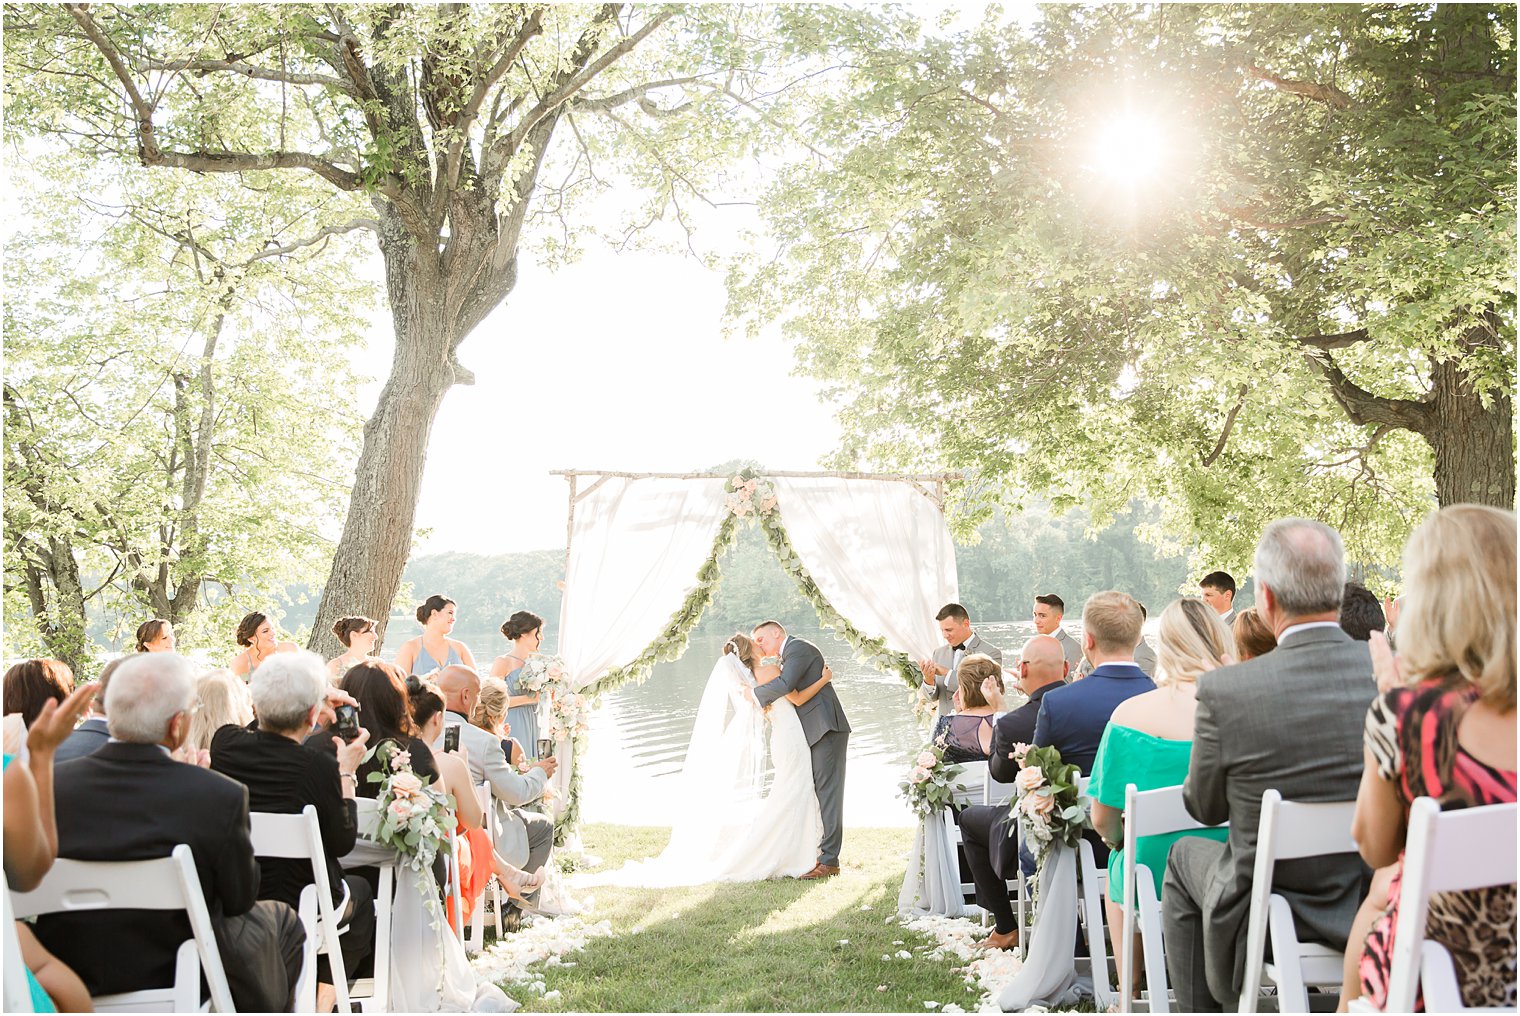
[952,643,967,652]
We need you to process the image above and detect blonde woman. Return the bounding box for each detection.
[472,676,525,767]
[188,668,254,753]
[1086,597,1234,993]
[1345,505,1517,1011]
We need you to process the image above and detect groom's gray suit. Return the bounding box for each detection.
[755,635,851,868]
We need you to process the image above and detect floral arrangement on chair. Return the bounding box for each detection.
[1009,742,1089,862]
[899,733,965,818]
[367,741,456,873]
[725,473,778,519]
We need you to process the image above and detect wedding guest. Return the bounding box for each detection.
[327,615,380,680]
[489,609,544,754]
[395,594,476,677]
[34,654,305,1012]
[135,618,176,652]
[473,676,526,766]
[1133,602,1158,678]
[187,668,254,753]
[5,680,96,1013]
[955,635,1070,950]
[1163,519,1373,1012]
[1231,607,1276,661]
[1200,571,1236,623]
[334,660,441,792]
[932,655,1004,763]
[4,658,72,728]
[919,603,1003,720]
[434,664,555,922]
[1338,581,1386,642]
[1032,590,1156,777]
[210,651,374,1012]
[1088,598,1234,993]
[230,610,300,678]
[1033,594,1084,670]
[55,658,124,763]
[1347,504,1516,1011]
[409,677,544,927]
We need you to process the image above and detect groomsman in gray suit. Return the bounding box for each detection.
[1163,520,1375,1011]
[752,620,851,879]
[918,603,1003,719]
[1032,593,1084,673]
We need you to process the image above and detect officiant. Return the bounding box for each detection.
[918,603,1003,720]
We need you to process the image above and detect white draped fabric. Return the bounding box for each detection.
[553,477,730,810]
[771,477,957,665]
[897,763,988,918]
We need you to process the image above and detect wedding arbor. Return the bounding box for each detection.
[538,468,960,834]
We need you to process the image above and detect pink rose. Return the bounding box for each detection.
[1024,792,1056,818]
[759,495,778,512]
[391,771,423,797]
[910,766,930,784]
[1014,766,1045,794]
[731,474,745,487]
[547,664,564,679]
[1012,742,1032,765]
[915,751,938,769]
[388,799,411,823]
[390,749,412,773]
[742,479,758,494]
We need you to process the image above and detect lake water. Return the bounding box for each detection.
[430,620,1053,829]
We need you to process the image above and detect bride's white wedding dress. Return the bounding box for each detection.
[576,653,821,887]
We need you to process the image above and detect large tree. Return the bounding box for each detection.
[3,153,372,670]
[5,2,855,654]
[735,4,1516,572]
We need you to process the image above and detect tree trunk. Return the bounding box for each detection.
[1423,343,1515,509]
[306,211,467,658]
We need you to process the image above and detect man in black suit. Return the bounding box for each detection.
[34,653,305,1012]
[210,650,374,1009]
[955,634,1070,950]
[752,620,851,879]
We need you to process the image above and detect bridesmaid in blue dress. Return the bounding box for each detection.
[394,594,477,677]
[489,610,544,755]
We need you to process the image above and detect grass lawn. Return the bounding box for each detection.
[501,823,981,1012]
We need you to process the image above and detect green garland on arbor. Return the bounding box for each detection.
[554,471,932,843]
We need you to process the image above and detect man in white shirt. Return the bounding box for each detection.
[918,603,1003,719]
[1200,571,1236,624]
[1032,593,1083,672]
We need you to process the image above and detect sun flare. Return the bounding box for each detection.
[1090,115,1167,184]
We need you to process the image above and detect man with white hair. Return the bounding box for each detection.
[1163,519,1375,1011]
[210,651,374,1009]
[33,653,306,1012]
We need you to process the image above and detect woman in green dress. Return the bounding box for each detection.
[1087,597,1234,996]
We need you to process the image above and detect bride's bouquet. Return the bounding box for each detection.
[518,654,591,743]
[367,741,456,874]
[1008,743,1089,862]
[899,733,965,818]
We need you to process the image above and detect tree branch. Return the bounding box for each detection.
[1290,328,1371,349]
[143,57,354,94]
[1248,65,1353,109]
[1302,348,1433,434]
[1201,384,1249,467]
[574,75,711,112]
[1222,204,1347,230]
[244,218,380,263]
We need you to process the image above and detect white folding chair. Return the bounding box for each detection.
[446,827,465,940]
[10,844,236,1013]
[4,873,36,1013]
[345,798,394,1014]
[1118,783,1228,1014]
[1074,774,1116,1012]
[463,783,503,953]
[941,761,991,913]
[250,806,352,1014]
[1383,797,1517,1014]
[982,768,1025,931]
[1238,790,1359,1013]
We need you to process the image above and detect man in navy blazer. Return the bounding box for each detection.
[1032,590,1156,777]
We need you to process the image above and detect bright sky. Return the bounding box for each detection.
[403,246,841,555]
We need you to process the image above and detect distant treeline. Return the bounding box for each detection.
[299,502,1216,644]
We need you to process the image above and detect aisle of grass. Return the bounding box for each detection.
[502,824,979,1012]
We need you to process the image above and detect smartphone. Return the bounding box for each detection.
[333,704,360,743]
[443,724,460,753]
[536,737,555,760]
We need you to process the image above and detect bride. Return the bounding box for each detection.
[578,633,833,886]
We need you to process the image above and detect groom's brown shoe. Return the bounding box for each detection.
[798,863,840,880]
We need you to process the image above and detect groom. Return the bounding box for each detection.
[751,620,851,879]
